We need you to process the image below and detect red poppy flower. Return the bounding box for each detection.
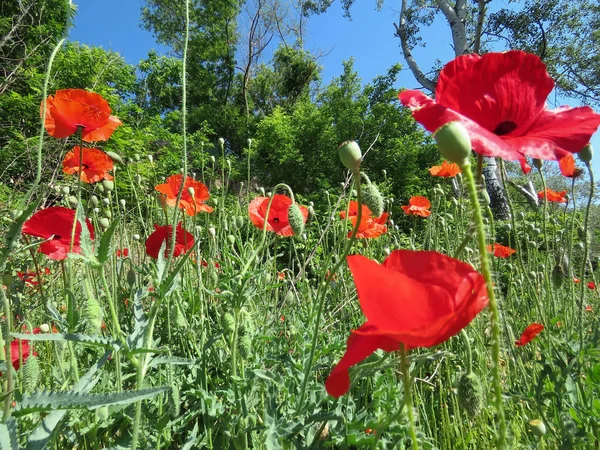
[277,271,285,281]
[486,243,516,259]
[155,174,213,216]
[9,339,33,370]
[586,304,593,312]
[17,271,42,286]
[116,248,129,258]
[574,277,581,283]
[145,222,194,259]
[62,147,114,183]
[537,188,567,203]
[399,51,600,168]
[515,323,544,347]
[588,281,597,290]
[429,160,461,178]
[401,196,431,217]
[325,250,488,397]
[22,206,95,260]
[340,201,388,239]
[42,89,122,142]
[248,194,308,236]
[558,154,583,178]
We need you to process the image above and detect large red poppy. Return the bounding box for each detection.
[340,201,388,238]
[42,89,122,142]
[399,51,600,167]
[325,250,488,397]
[155,174,213,216]
[401,196,431,217]
[22,207,95,260]
[429,160,461,178]
[145,223,194,259]
[10,339,33,370]
[486,243,516,259]
[248,194,308,237]
[515,323,544,347]
[62,146,114,183]
[538,188,567,203]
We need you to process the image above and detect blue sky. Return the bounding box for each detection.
[70,0,599,173]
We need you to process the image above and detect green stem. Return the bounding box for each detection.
[0,288,13,422]
[400,344,419,450]
[460,329,473,374]
[578,162,594,347]
[460,160,506,448]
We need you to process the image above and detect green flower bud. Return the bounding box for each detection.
[22,355,40,393]
[67,196,78,207]
[434,122,472,165]
[133,234,140,241]
[103,209,112,219]
[238,335,252,360]
[578,144,593,163]
[90,195,99,206]
[221,312,235,334]
[119,199,126,208]
[288,203,305,236]
[127,269,137,287]
[209,155,215,164]
[97,184,105,193]
[528,419,547,438]
[218,137,225,150]
[61,186,70,195]
[236,216,245,229]
[102,180,114,192]
[134,174,142,184]
[532,158,543,169]
[147,154,154,163]
[99,218,110,229]
[11,210,22,220]
[457,372,483,418]
[106,151,124,165]
[134,153,140,162]
[338,140,362,172]
[227,235,235,245]
[362,183,384,217]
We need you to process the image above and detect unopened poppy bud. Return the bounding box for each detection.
[218,137,225,149]
[104,209,112,219]
[434,121,472,165]
[106,151,124,165]
[188,187,195,197]
[247,138,252,147]
[97,184,105,193]
[532,158,543,169]
[39,323,50,333]
[308,205,316,217]
[84,295,103,335]
[102,180,114,192]
[384,247,391,256]
[362,183,384,217]
[338,140,362,172]
[208,227,216,238]
[147,154,154,163]
[120,199,126,208]
[457,372,483,418]
[578,144,593,163]
[382,169,387,177]
[134,153,140,162]
[67,196,78,207]
[90,195,99,206]
[133,233,140,241]
[227,235,235,245]
[221,312,235,334]
[173,303,188,329]
[22,355,40,393]
[528,419,547,438]
[480,189,490,206]
[351,189,357,197]
[238,334,252,360]
[61,186,70,195]
[134,174,142,184]
[236,216,244,229]
[209,155,215,164]
[99,218,110,229]
[93,207,100,214]
[450,197,458,206]
[259,187,265,196]
[389,219,394,227]
[288,203,305,236]
[552,264,565,288]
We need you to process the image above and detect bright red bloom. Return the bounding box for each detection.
[62,147,114,183]
[248,194,308,237]
[586,304,593,312]
[145,223,194,259]
[10,339,33,370]
[325,250,488,398]
[16,270,47,286]
[486,243,516,259]
[399,51,600,168]
[588,281,597,290]
[574,277,581,283]
[340,201,388,238]
[42,89,122,142]
[22,207,95,260]
[116,248,129,258]
[401,196,431,217]
[155,174,213,216]
[558,154,583,178]
[538,188,567,203]
[515,323,544,347]
[429,160,461,178]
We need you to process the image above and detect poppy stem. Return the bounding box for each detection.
[460,329,473,374]
[0,287,13,423]
[577,162,594,348]
[400,344,419,450]
[460,160,506,448]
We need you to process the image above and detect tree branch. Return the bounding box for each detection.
[436,0,467,55]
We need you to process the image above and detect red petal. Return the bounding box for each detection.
[515,323,544,346]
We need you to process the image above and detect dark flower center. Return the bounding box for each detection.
[82,164,89,169]
[493,121,518,136]
[53,234,62,240]
[273,217,280,223]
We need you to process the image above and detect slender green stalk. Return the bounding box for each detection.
[577,162,594,346]
[400,344,419,450]
[0,288,13,422]
[460,160,506,448]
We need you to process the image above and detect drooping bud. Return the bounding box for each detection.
[258,187,265,196]
[39,324,50,333]
[133,153,140,162]
[288,203,305,236]
[61,186,70,195]
[528,419,547,438]
[238,334,252,360]
[338,140,362,172]
[208,227,216,238]
[99,218,110,229]
[119,199,126,208]
[221,312,235,334]
[532,158,543,169]
[578,144,593,163]
[133,234,140,241]
[90,195,99,206]
[127,269,137,287]
[434,122,472,165]
[147,154,154,163]
[106,151,124,165]
[362,182,384,217]
[227,235,235,245]
[218,137,225,150]
[102,180,114,192]
[187,187,195,198]
[457,372,483,418]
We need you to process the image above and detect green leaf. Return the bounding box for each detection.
[97,216,120,264]
[126,289,149,350]
[0,418,18,450]
[0,198,41,269]
[11,333,117,349]
[148,356,197,369]
[14,386,168,417]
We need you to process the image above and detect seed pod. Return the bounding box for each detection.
[134,153,140,162]
[288,203,305,236]
[127,269,137,287]
[338,140,362,172]
[362,183,384,217]
[22,355,40,393]
[457,372,483,418]
[578,144,593,163]
[61,186,70,195]
[227,235,235,245]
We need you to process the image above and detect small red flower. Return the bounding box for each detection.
[325,250,488,398]
[42,89,122,142]
[17,271,41,286]
[145,222,194,259]
[201,260,220,269]
[340,201,388,239]
[401,196,431,217]
[558,154,583,178]
[486,243,516,259]
[588,281,596,290]
[155,174,213,216]
[22,206,95,260]
[399,51,600,169]
[429,160,461,178]
[10,339,33,370]
[574,277,581,283]
[277,272,285,281]
[515,323,544,347]
[62,147,114,183]
[248,194,308,237]
[586,304,593,312]
[116,248,129,258]
[538,188,567,203]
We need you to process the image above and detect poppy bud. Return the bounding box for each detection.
[106,151,124,165]
[134,174,142,184]
[528,419,547,438]
[97,184,105,193]
[210,155,216,164]
[134,153,140,162]
[362,183,384,217]
[457,372,483,418]
[187,187,195,198]
[227,235,235,245]
[61,186,70,195]
[218,137,225,149]
[308,205,316,217]
[384,247,391,256]
[236,216,245,229]
[102,180,114,192]
[288,203,305,236]
[208,227,216,238]
[127,269,136,287]
[11,210,22,219]
[259,187,265,196]
[133,234,140,241]
[480,189,490,206]
[22,355,40,393]
[238,334,252,360]
[532,158,543,169]
[93,207,100,214]
[120,199,126,208]
[267,191,272,197]
[170,382,181,418]
[99,218,110,229]
[578,144,593,163]
[382,169,387,177]
[433,122,472,165]
[552,264,565,288]
[173,303,188,329]
[221,312,235,334]
[247,138,253,147]
[67,196,78,207]
[90,195,99,206]
[39,323,50,333]
[147,154,154,163]
[338,140,362,172]
[104,209,112,219]
[84,295,103,335]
